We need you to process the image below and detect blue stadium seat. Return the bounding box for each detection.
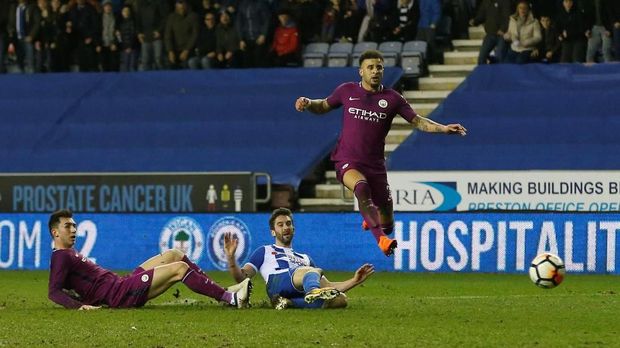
[303,43,329,68]
[377,41,403,67]
[401,41,428,76]
[327,42,354,67]
[351,41,378,67]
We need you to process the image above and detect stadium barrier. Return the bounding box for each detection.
[2,212,620,274]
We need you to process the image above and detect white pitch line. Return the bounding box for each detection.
[418,293,615,300]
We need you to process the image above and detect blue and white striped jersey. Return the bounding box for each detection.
[244,244,316,283]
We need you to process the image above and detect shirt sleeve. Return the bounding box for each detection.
[395,92,418,122]
[48,251,83,309]
[325,83,348,109]
[243,246,265,273]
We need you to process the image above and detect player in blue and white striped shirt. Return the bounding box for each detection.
[224,208,374,309]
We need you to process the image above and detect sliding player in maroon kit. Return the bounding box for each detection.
[295,50,466,256]
[47,209,251,309]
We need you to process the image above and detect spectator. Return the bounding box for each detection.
[117,5,139,71]
[270,9,300,67]
[365,0,397,42]
[391,0,420,42]
[470,0,511,64]
[503,0,541,63]
[556,0,586,63]
[164,0,198,69]
[583,0,613,63]
[0,0,11,73]
[532,15,561,63]
[8,0,41,74]
[136,0,169,70]
[609,0,620,61]
[49,0,73,72]
[416,0,441,63]
[67,0,99,71]
[321,1,338,43]
[236,0,270,67]
[98,0,119,71]
[35,0,55,72]
[189,11,218,69]
[215,10,240,68]
[335,0,362,43]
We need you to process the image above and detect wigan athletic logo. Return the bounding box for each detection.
[160,217,205,263]
[207,217,252,270]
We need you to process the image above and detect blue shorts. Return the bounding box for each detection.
[266,269,326,309]
[266,269,304,299]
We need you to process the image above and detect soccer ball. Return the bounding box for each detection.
[529,253,566,289]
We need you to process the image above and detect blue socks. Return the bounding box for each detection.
[302,271,321,293]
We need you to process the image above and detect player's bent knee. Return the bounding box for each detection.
[173,261,190,281]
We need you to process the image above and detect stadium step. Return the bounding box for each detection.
[403,90,450,103]
[468,25,485,40]
[298,198,353,212]
[418,77,465,91]
[386,129,414,143]
[452,39,483,52]
[443,51,479,65]
[315,184,354,199]
[428,64,476,77]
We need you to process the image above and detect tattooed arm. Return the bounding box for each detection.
[410,116,467,135]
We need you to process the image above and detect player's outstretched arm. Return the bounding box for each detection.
[322,263,375,293]
[411,116,467,136]
[294,97,332,114]
[224,232,256,283]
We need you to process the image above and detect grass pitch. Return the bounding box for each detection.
[0,271,619,347]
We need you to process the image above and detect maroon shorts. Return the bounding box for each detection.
[107,268,154,308]
[334,160,393,210]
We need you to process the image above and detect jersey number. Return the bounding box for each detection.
[77,220,98,263]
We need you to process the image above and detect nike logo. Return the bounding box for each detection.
[348,97,360,101]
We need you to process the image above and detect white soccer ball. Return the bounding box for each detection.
[529,253,566,289]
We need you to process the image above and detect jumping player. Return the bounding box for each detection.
[294,50,466,256]
[48,209,251,309]
[224,208,374,309]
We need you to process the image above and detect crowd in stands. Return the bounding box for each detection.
[473,0,620,64]
[0,0,618,74]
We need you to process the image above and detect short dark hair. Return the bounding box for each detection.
[269,207,293,230]
[359,50,384,66]
[48,209,73,237]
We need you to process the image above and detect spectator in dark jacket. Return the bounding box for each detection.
[607,0,620,61]
[583,0,613,62]
[215,10,240,68]
[236,0,270,67]
[67,0,98,71]
[189,11,217,69]
[164,0,198,69]
[470,0,511,64]
[391,0,420,42]
[0,0,11,73]
[117,5,139,71]
[98,0,119,71]
[532,15,561,63]
[136,0,168,70]
[335,0,363,43]
[8,0,41,73]
[556,0,586,63]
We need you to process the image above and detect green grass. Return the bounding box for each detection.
[1,271,619,347]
